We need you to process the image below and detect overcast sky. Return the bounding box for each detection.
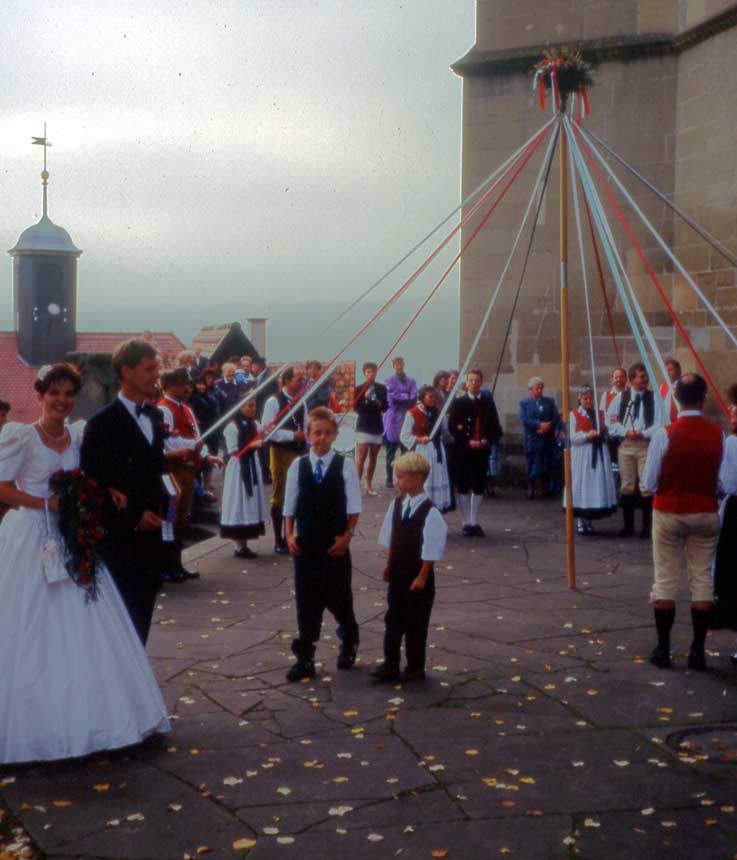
[1,0,476,376]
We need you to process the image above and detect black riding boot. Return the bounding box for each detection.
[271,505,288,553]
[618,495,635,537]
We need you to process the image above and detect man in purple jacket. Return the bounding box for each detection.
[383,356,418,488]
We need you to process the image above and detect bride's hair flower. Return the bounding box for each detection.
[36,364,53,383]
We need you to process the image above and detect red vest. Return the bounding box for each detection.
[605,388,625,410]
[573,408,605,434]
[159,397,197,440]
[654,416,723,514]
[409,406,430,437]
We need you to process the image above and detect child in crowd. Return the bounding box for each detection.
[399,385,452,511]
[283,407,362,681]
[370,452,448,683]
[219,398,267,558]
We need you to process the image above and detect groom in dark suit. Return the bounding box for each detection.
[81,339,191,645]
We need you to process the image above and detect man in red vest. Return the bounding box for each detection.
[159,368,222,581]
[642,373,723,670]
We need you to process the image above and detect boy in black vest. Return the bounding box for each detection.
[370,452,448,683]
[283,407,362,681]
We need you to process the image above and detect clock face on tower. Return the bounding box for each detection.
[47,302,61,317]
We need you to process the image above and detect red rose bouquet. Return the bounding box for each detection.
[49,469,109,601]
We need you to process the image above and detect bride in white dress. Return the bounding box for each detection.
[0,364,170,764]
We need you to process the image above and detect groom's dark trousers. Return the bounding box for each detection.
[81,399,168,645]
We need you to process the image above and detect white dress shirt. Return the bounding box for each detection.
[609,389,663,440]
[378,492,448,562]
[158,396,208,455]
[282,448,362,521]
[262,394,308,444]
[642,410,713,494]
[118,393,154,445]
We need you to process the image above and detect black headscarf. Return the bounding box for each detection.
[584,406,604,470]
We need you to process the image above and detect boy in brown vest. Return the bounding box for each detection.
[370,452,448,683]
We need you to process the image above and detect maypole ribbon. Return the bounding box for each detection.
[429,124,561,441]
[566,119,666,390]
[339,122,551,424]
[234,123,553,459]
[572,121,730,417]
[582,192,621,367]
[325,117,557,334]
[579,124,737,354]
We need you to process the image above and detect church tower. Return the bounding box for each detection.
[8,126,82,367]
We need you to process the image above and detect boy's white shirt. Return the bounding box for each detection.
[282,447,362,521]
[378,492,447,562]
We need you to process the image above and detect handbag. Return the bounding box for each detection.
[41,498,69,585]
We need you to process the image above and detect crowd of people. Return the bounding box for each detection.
[0,339,735,766]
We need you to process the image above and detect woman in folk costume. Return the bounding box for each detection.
[566,385,617,535]
[399,386,452,511]
[220,398,267,559]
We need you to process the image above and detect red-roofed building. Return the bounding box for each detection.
[3,140,186,423]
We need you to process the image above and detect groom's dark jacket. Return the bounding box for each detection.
[80,398,168,541]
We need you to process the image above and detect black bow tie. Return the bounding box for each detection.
[136,402,156,418]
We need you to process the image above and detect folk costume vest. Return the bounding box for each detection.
[409,406,443,459]
[274,392,307,452]
[387,497,434,584]
[573,406,606,469]
[654,416,723,514]
[295,454,347,556]
[233,415,260,497]
[158,397,197,440]
[618,389,655,429]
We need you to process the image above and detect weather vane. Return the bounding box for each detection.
[31,122,52,216]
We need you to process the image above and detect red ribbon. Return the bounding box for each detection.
[538,77,546,110]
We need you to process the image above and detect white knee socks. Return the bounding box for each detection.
[469,493,482,527]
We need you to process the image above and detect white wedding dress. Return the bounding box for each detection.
[0,422,170,764]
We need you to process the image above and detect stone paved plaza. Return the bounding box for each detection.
[2,491,737,859]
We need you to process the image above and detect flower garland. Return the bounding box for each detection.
[49,469,109,601]
[533,49,593,117]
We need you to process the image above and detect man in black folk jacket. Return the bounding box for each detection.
[448,368,502,537]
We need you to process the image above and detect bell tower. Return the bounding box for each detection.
[8,125,82,367]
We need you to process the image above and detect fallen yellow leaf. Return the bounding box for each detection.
[232,838,257,851]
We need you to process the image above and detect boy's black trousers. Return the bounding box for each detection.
[384,572,435,671]
[292,551,359,662]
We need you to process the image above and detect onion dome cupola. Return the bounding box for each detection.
[8,125,82,367]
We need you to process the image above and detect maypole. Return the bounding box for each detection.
[534,49,593,589]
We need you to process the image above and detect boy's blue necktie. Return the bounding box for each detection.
[314,459,324,484]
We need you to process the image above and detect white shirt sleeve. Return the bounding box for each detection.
[262,396,295,444]
[160,404,206,453]
[224,422,239,455]
[282,457,302,517]
[421,507,448,562]
[377,500,396,548]
[343,456,363,515]
[399,411,416,450]
[719,435,737,496]
[642,426,669,494]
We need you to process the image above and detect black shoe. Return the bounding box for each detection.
[368,663,401,683]
[337,641,359,670]
[462,525,474,537]
[274,542,289,555]
[234,546,257,559]
[730,653,737,666]
[648,645,671,669]
[526,488,535,501]
[687,647,707,671]
[618,526,634,538]
[162,570,186,583]
[286,660,316,682]
[178,566,200,579]
[401,667,427,682]
[471,524,485,537]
